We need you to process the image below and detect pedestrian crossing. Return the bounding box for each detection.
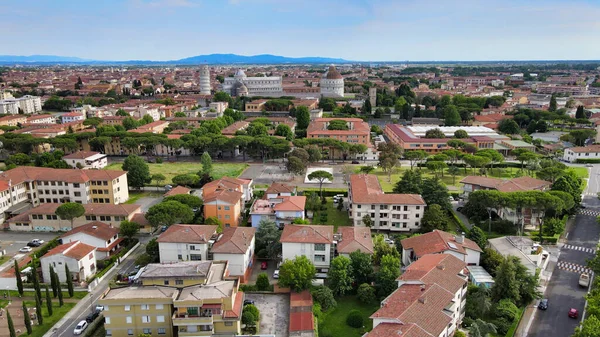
[577,209,600,217]
[556,261,594,275]
[562,244,597,254]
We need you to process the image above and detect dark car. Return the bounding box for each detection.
[244,299,255,306]
[351,161,360,164]
[538,299,548,310]
[261,261,268,270]
[27,241,42,247]
[161,226,168,232]
[568,308,579,319]
[86,309,100,323]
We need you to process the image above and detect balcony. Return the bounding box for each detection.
[178,327,214,336]
[172,313,214,325]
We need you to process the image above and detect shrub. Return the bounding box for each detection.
[491,317,511,335]
[156,157,163,163]
[454,331,466,337]
[320,327,333,337]
[239,284,258,292]
[346,309,364,328]
[321,197,327,205]
[311,286,337,311]
[243,304,260,322]
[256,273,270,291]
[495,299,519,322]
[357,283,376,304]
[320,205,327,211]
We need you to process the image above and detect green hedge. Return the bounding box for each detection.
[450,211,470,235]
[299,188,347,197]
[82,314,105,337]
[576,159,600,164]
[505,307,525,337]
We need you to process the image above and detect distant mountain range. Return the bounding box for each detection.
[0,53,352,65]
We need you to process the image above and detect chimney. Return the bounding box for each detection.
[418,296,426,304]
[456,232,465,244]
[420,285,426,291]
[437,264,445,270]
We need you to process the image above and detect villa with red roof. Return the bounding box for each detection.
[40,241,97,283]
[400,230,482,266]
[60,221,122,258]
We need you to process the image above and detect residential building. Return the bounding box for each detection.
[40,241,97,283]
[335,226,374,257]
[8,203,143,232]
[200,177,253,203]
[164,186,191,197]
[400,230,482,266]
[0,115,27,127]
[0,95,42,114]
[60,221,122,259]
[250,196,306,228]
[157,225,219,263]
[63,151,108,169]
[488,236,550,276]
[203,189,243,228]
[0,100,19,115]
[61,112,85,124]
[244,99,267,112]
[307,118,377,160]
[209,101,228,114]
[368,254,468,337]
[348,174,426,231]
[563,145,600,163]
[99,286,178,337]
[265,182,296,200]
[26,114,56,124]
[130,120,169,134]
[281,225,334,271]
[222,69,283,96]
[210,227,256,282]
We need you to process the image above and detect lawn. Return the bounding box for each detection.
[0,255,8,265]
[319,296,379,337]
[569,166,589,179]
[125,191,163,204]
[20,302,77,337]
[8,290,89,300]
[312,200,353,230]
[105,162,248,185]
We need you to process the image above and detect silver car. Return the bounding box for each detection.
[73,320,88,335]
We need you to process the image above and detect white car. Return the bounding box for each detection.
[73,320,88,335]
[95,305,104,312]
[273,270,280,279]
[19,247,33,253]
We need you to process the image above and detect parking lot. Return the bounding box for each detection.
[244,293,290,337]
[0,232,58,257]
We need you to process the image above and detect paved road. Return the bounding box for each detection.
[529,165,600,337]
[0,232,59,257]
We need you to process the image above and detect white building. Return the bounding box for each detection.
[41,241,97,283]
[27,114,56,124]
[61,112,85,124]
[0,100,19,115]
[60,221,122,259]
[135,105,161,121]
[320,65,345,98]
[222,69,283,97]
[280,225,334,271]
[208,101,228,114]
[348,174,426,231]
[563,145,600,163]
[210,227,256,281]
[400,230,482,266]
[199,65,211,95]
[0,95,42,114]
[63,151,108,169]
[157,224,218,263]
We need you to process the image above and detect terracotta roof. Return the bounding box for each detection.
[365,323,432,337]
[0,166,125,186]
[290,290,313,308]
[63,151,102,159]
[157,224,218,243]
[400,230,482,258]
[223,292,244,319]
[336,226,374,254]
[459,175,551,192]
[273,196,306,212]
[474,113,512,123]
[202,177,247,191]
[280,224,334,244]
[265,182,295,195]
[289,312,315,332]
[164,186,191,197]
[9,203,141,221]
[210,227,256,254]
[399,254,467,295]
[567,145,600,153]
[307,118,370,136]
[350,174,426,205]
[42,241,96,260]
[203,189,243,205]
[60,221,118,240]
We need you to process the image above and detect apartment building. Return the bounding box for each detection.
[61,112,85,123]
[0,100,20,115]
[63,151,108,169]
[130,121,169,134]
[0,95,42,114]
[400,230,482,266]
[8,203,143,232]
[210,227,256,281]
[250,195,306,228]
[200,177,253,204]
[245,99,268,112]
[157,225,219,263]
[26,114,56,124]
[60,221,122,259]
[368,254,468,337]
[281,225,334,271]
[0,115,27,127]
[348,174,426,231]
[307,118,371,146]
[40,241,97,283]
[563,145,600,163]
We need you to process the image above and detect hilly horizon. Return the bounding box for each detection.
[0,53,352,65]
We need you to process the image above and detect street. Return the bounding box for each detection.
[0,232,59,257]
[528,165,600,337]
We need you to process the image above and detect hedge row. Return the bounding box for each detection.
[576,159,600,164]
[299,188,347,197]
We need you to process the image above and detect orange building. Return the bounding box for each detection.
[201,177,253,228]
[307,118,371,146]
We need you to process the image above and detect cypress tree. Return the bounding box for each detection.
[7,310,16,337]
[14,260,23,296]
[35,292,43,325]
[55,273,64,306]
[50,266,58,297]
[31,259,41,301]
[45,285,53,316]
[23,302,32,335]
[65,264,74,297]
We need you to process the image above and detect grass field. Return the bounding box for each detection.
[319,296,379,337]
[21,302,77,337]
[569,166,589,179]
[8,290,89,300]
[105,162,248,185]
[312,200,352,230]
[125,191,163,204]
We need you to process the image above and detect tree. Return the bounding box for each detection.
[296,106,310,129]
[256,273,270,291]
[164,194,203,209]
[376,254,401,298]
[122,155,151,189]
[152,173,166,191]
[491,257,519,303]
[363,99,372,114]
[200,152,213,175]
[14,260,23,295]
[49,266,58,297]
[242,310,256,327]
[311,286,337,311]
[549,95,557,112]
[467,226,487,250]
[454,129,469,138]
[404,150,428,169]
[498,119,520,134]
[573,314,600,337]
[362,214,373,228]
[443,105,461,126]
[116,108,129,116]
[122,117,139,130]
[308,170,333,198]
[421,177,451,210]
[328,256,354,296]
[278,255,316,292]
[306,146,321,163]
[420,204,449,232]
[275,124,293,140]
[120,220,140,239]
[378,143,402,181]
[286,156,307,175]
[23,302,32,334]
[255,220,282,259]
[35,292,43,325]
[7,310,16,337]
[360,165,375,174]
[469,319,497,337]
[56,272,64,306]
[576,105,586,119]
[373,234,400,265]
[146,201,194,229]
[424,128,445,138]
[30,259,42,301]
[45,285,53,316]
[357,283,376,304]
[328,120,350,130]
[65,264,74,297]
[55,202,85,230]
[172,173,200,187]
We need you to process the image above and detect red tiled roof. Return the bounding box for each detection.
[0,166,125,186]
[223,292,244,319]
[460,175,550,192]
[203,189,243,205]
[350,174,426,205]
[365,323,432,337]
[400,230,482,258]
[399,254,467,295]
[210,227,256,254]
[63,151,102,159]
[336,226,374,254]
[280,224,334,244]
[265,182,295,195]
[60,221,118,240]
[42,241,96,260]
[157,224,217,243]
[567,145,600,153]
[273,196,306,212]
[289,312,314,332]
[164,186,191,197]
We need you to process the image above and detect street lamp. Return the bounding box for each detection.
[6,286,10,304]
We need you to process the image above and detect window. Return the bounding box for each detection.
[225,322,233,326]
[357,205,361,209]
[380,213,388,218]
[177,254,183,260]
[104,305,109,311]
[380,221,388,226]
[105,317,111,324]
[314,254,326,262]
[141,304,149,310]
[105,330,112,336]
[314,243,326,251]
[127,330,133,336]
[126,316,132,323]
[404,206,408,211]
[403,223,408,228]
[124,305,131,311]
[74,183,80,188]
[143,329,151,334]
[189,245,196,250]
[380,205,388,210]
[176,280,184,285]
[225,215,230,219]
[224,206,230,210]
[416,213,420,218]
[74,192,81,197]
[157,315,165,322]
[415,222,420,227]
[187,307,198,316]
[371,213,375,218]
[403,214,408,219]
[156,304,164,310]
[190,254,202,261]
[371,205,375,210]
[158,328,166,335]
[142,316,151,323]
[163,280,169,285]
[416,206,420,210]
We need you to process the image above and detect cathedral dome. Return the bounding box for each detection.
[325,65,343,80]
[234,69,247,78]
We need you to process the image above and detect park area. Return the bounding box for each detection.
[318,296,378,337]
[105,162,248,186]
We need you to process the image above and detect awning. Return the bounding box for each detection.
[202,304,222,309]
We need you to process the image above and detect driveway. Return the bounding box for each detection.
[244,293,290,337]
[248,259,279,283]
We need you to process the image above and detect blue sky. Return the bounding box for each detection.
[2,0,600,61]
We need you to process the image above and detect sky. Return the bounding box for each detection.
[1,0,600,61]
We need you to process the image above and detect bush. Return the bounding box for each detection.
[576,158,600,164]
[454,331,466,337]
[491,317,511,335]
[156,157,163,163]
[320,327,333,337]
[357,283,376,304]
[495,299,519,322]
[320,205,327,211]
[321,197,327,205]
[135,254,153,267]
[256,273,270,291]
[239,284,258,292]
[311,286,337,311]
[37,239,61,257]
[346,309,364,328]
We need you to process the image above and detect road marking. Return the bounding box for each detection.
[578,209,600,217]
[563,244,597,254]
[556,261,594,275]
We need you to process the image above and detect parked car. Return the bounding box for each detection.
[27,239,45,247]
[161,225,168,232]
[86,310,100,323]
[95,305,104,312]
[586,164,593,167]
[333,194,344,203]
[261,261,268,270]
[73,320,88,335]
[19,247,33,253]
[273,270,280,279]
[164,185,173,191]
[244,299,255,306]
[538,299,548,310]
[351,160,360,164]
[579,273,591,287]
[568,308,579,319]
